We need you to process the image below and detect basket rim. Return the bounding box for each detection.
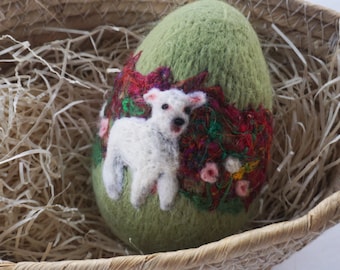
[1,190,339,269]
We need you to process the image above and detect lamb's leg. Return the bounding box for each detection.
[102,149,124,200]
[157,170,179,211]
[130,169,156,209]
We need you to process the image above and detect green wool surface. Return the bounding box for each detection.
[92,0,271,253]
[136,0,272,110]
[92,157,257,253]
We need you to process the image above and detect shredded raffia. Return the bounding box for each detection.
[0,18,339,263]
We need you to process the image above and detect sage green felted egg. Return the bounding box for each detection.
[92,0,273,254]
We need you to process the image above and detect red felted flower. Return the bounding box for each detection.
[235,180,250,197]
[200,162,219,183]
[98,118,109,139]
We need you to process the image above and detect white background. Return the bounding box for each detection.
[273,1,339,269]
[307,0,340,8]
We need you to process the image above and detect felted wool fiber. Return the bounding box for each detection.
[136,0,272,110]
[92,162,256,253]
[92,0,272,253]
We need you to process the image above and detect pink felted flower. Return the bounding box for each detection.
[99,118,109,138]
[235,180,250,197]
[200,162,219,183]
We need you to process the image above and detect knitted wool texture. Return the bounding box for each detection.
[136,0,272,110]
[92,0,273,253]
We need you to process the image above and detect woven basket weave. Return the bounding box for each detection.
[0,0,339,269]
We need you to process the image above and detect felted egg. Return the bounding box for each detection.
[92,0,273,253]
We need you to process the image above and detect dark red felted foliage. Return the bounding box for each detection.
[99,54,273,214]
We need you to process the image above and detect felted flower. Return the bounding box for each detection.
[235,180,250,197]
[98,118,109,138]
[224,156,242,174]
[200,162,219,183]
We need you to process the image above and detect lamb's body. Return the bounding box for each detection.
[103,117,179,210]
[102,88,206,210]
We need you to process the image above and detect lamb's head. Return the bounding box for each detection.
[143,88,207,138]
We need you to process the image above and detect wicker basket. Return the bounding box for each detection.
[0,0,339,269]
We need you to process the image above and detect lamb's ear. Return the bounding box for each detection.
[143,88,161,104]
[188,91,207,110]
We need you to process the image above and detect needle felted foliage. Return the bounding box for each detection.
[95,54,273,212]
[92,0,273,253]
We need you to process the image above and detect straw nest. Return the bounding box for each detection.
[0,0,339,269]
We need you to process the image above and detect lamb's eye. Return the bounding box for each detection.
[161,103,169,110]
[184,106,191,115]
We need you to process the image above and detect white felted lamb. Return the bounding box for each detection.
[102,88,206,210]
